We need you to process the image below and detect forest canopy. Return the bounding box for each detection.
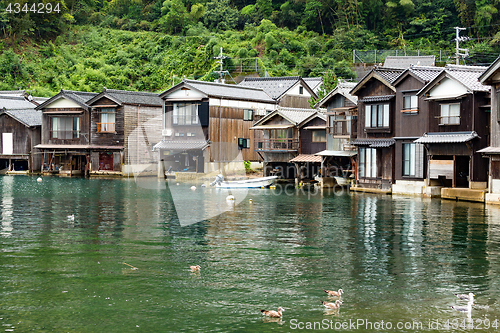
[0,0,499,96]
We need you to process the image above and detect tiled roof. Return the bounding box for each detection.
[384,56,435,68]
[4,109,42,127]
[303,77,323,91]
[414,131,479,144]
[252,108,323,128]
[153,140,209,151]
[0,90,26,97]
[477,146,500,154]
[289,154,322,163]
[315,81,358,108]
[163,79,275,103]
[358,95,394,103]
[36,90,98,110]
[89,89,163,106]
[374,67,406,84]
[238,76,302,100]
[444,65,489,92]
[407,66,443,82]
[479,55,500,83]
[352,138,395,147]
[0,96,37,109]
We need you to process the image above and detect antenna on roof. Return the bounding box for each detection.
[213,47,230,84]
[454,27,469,65]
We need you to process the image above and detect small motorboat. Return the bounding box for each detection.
[210,174,278,188]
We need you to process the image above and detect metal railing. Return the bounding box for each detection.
[50,130,80,139]
[97,123,116,133]
[256,139,299,151]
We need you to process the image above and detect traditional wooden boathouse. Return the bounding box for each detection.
[34,90,98,176]
[415,65,490,198]
[251,108,326,179]
[390,66,443,195]
[86,88,163,176]
[350,67,405,191]
[0,95,42,173]
[155,79,277,174]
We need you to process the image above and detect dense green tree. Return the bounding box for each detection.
[203,0,239,31]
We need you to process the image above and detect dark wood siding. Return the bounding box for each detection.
[300,117,326,154]
[42,108,89,146]
[90,97,125,147]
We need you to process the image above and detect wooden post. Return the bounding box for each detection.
[70,154,73,177]
[453,155,456,188]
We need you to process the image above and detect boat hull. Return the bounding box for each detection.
[215,176,278,188]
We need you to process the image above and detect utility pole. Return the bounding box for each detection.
[455,27,469,65]
[213,47,229,83]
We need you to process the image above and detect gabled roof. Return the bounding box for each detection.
[350,67,404,95]
[0,90,26,97]
[315,81,358,108]
[392,66,444,86]
[36,89,98,111]
[2,108,42,127]
[160,79,275,103]
[303,77,323,91]
[252,108,325,128]
[384,56,435,68]
[479,55,500,84]
[87,88,163,106]
[238,76,317,100]
[418,65,489,96]
[0,96,38,109]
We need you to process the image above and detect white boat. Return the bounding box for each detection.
[211,175,278,188]
[334,176,351,186]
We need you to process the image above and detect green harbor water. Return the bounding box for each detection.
[1,175,500,332]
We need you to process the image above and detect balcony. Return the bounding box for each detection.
[255,139,299,152]
[97,122,116,133]
[328,118,357,137]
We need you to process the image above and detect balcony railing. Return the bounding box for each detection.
[97,122,116,133]
[50,130,80,139]
[256,139,299,151]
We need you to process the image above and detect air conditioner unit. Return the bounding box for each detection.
[162,129,172,136]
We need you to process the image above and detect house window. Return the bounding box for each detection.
[440,103,460,125]
[365,104,389,128]
[329,113,354,136]
[312,130,326,142]
[238,138,250,149]
[187,133,196,137]
[173,103,199,125]
[402,143,424,178]
[358,147,377,178]
[98,108,115,133]
[243,109,254,121]
[402,95,418,113]
[51,117,80,139]
[175,132,185,137]
[299,86,304,94]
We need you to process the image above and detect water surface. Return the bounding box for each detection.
[1,176,500,332]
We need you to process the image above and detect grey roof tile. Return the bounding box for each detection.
[375,67,406,84]
[153,140,209,150]
[414,131,479,144]
[384,56,435,68]
[407,66,444,82]
[91,89,163,106]
[303,77,323,91]
[4,109,42,127]
[444,65,489,92]
[352,138,395,147]
[358,95,394,103]
[238,76,302,100]
[180,79,275,103]
[0,96,37,109]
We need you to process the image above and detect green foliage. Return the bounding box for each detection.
[203,0,239,31]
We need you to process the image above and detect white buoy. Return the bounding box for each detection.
[249,199,253,203]
[176,183,180,186]
[190,186,196,191]
[67,214,75,221]
[37,177,42,182]
[226,195,235,201]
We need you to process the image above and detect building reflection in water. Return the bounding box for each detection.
[0,176,14,237]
